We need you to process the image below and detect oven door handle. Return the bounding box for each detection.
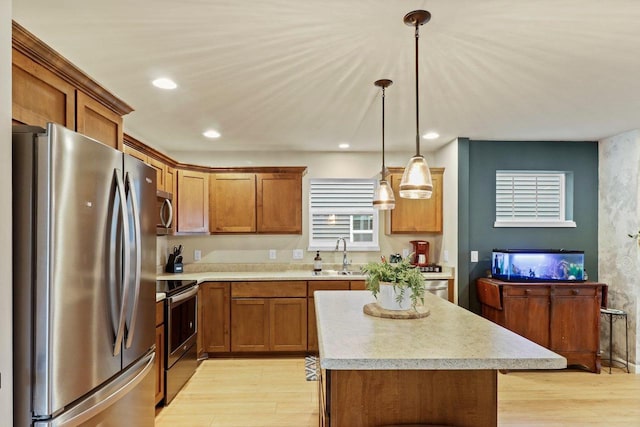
[169,284,199,305]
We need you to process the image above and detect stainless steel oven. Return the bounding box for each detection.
[157,279,198,404]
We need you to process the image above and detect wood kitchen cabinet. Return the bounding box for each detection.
[308,281,350,353]
[123,144,148,163]
[147,157,167,192]
[12,22,132,150]
[230,281,307,352]
[155,301,165,406]
[209,170,304,234]
[176,169,209,233]
[210,173,257,232]
[200,282,231,354]
[386,167,444,234]
[257,173,302,234]
[477,278,606,373]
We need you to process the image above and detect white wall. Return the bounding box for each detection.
[162,149,458,274]
[599,129,640,372]
[1,0,13,420]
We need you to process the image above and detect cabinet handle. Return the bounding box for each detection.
[572,289,580,295]
[524,289,531,295]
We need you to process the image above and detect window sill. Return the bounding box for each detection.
[494,220,577,228]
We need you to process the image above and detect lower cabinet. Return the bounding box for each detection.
[155,301,165,406]
[477,278,605,373]
[231,281,307,352]
[200,282,231,354]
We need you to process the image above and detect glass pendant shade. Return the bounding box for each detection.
[373,179,395,210]
[399,155,432,199]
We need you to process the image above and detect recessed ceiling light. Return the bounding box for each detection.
[338,143,350,149]
[152,78,177,90]
[203,129,221,138]
[422,131,439,140]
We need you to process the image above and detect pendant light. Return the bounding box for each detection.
[372,79,395,210]
[399,10,433,200]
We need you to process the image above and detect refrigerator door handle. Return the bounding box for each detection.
[33,351,155,427]
[125,172,142,349]
[113,169,131,356]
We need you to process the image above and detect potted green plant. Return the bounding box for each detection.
[361,257,426,310]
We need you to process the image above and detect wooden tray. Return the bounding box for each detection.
[363,302,430,319]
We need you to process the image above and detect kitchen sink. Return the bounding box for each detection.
[313,270,355,276]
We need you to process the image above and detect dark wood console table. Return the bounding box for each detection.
[476,278,607,373]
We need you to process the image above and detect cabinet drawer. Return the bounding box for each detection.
[553,287,598,297]
[504,286,550,297]
[309,281,350,295]
[155,301,164,326]
[232,281,307,298]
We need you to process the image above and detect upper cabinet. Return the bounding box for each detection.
[11,21,132,150]
[176,169,210,233]
[210,173,257,233]
[386,167,444,234]
[257,173,302,234]
[209,170,304,235]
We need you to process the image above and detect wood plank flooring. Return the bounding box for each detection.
[155,358,640,427]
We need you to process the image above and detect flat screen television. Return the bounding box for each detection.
[491,249,585,282]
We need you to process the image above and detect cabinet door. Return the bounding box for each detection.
[503,288,550,348]
[231,299,269,352]
[12,49,76,128]
[155,324,165,405]
[176,169,209,233]
[123,145,148,163]
[210,173,256,232]
[386,168,444,234]
[147,157,167,192]
[76,91,124,150]
[166,166,176,196]
[201,282,231,353]
[549,287,600,353]
[257,173,302,234]
[270,298,307,351]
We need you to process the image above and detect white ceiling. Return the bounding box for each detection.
[12,0,640,154]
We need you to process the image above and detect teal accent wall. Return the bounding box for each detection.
[458,140,599,312]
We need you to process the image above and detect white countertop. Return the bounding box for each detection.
[315,291,567,371]
[156,292,166,302]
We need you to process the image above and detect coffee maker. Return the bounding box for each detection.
[410,240,429,267]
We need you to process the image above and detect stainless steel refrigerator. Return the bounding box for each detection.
[13,123,157,426]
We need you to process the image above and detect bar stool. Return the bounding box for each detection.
[600,307,629,374]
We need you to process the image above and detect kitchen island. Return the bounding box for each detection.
[315,291,566,427]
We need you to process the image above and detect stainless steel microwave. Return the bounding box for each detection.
[156,190,173,235]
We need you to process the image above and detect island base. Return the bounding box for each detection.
[320,368,497,427]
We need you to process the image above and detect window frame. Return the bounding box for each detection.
[308,178,380,251]
[494,170,576,228]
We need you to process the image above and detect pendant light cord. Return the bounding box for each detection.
[414,24,421,156]
[381,86,386,177]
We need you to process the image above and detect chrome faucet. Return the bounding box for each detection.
[335,238,349,273]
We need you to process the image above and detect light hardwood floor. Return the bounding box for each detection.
[155,358,640,427]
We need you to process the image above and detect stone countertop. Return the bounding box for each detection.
[315,291,567,371]
[156,292,166,302]
[156,269,453,283]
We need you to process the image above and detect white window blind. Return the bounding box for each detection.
[308,179,379,251]
[495,171,576,228]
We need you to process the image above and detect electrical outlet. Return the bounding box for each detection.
[402,248,410,258]
[194,249,201,261]
[443,250,449,263]
[292,249,303,260]
[269,249,277,260]
[470,250,478,263]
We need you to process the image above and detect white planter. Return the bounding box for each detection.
[377,282,413,311]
